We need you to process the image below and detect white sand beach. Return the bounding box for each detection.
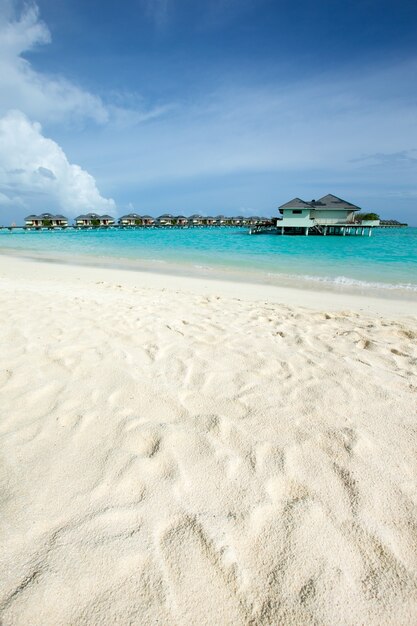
[1,254,417,626]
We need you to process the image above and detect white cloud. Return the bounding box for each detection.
[0,4,109,124]
[0,1,49,57]
[0,110,115,217]
[0,3,172,128]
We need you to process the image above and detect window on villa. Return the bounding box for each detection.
[292,210,302,214]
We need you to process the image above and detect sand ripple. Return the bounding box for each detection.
[0,272,417,625]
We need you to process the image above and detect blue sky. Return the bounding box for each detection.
[0,0,416,223]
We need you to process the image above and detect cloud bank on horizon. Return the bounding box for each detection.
[0,110,115,214]
[0,0,416,223]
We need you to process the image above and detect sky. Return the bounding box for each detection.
[0,0,416,224]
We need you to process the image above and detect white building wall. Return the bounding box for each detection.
[280,209,313,227]
[312,209,355,224]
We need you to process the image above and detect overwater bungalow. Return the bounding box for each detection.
[25,213,68,228]
[231,216,245,226]
[188,214,204,226]
[277,194,378,236]
[75,213,115,227]
[380,219,408,228]
[142,215,155,226]
[157,214,175,226]
[176,215,189,226]
[119,213,142,226]
[101,215,116,226]
[215,215,228,226]
[204,216,217,226]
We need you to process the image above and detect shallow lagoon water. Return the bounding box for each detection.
[1,226,416,296]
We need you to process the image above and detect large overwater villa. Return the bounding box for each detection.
[276,194,380,236]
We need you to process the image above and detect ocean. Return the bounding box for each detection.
[1,226,416,298]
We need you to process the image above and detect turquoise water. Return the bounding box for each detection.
[1,226,416,296]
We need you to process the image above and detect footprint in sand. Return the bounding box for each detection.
[159,516,247,626]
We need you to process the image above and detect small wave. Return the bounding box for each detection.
[304,274,417,292]
[266,272,417,292]
[194,264,214,271]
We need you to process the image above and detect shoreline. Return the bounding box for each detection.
[1,226,416,300]
[0,251,416,317]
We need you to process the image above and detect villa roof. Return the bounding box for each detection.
[189,214,203,218]
[142,215,154,219]
[120,213,141,218]
[76,213,114,219]
[313,194,361,210]
[279,197,311,209]
[25,213,68,220]
[279,194,361,211]
[158,214,174,218]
